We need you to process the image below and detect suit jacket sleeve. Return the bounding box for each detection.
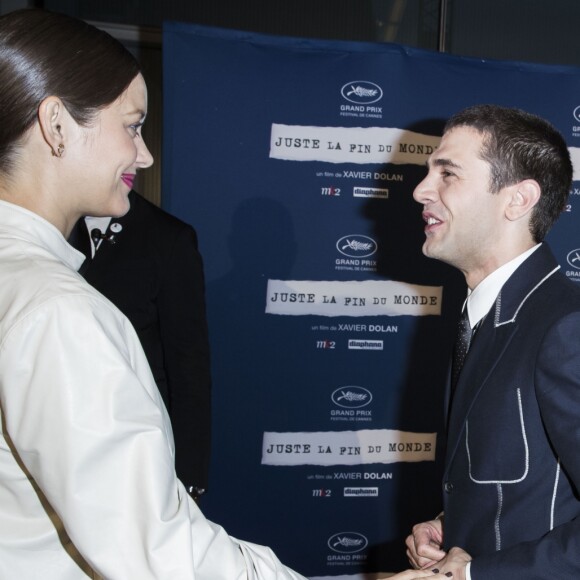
[157,224,212,491]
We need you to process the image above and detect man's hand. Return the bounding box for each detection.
[389,569,447,579]
[390,546,472,580]
[435,547,472,579]
[406,517,446,569]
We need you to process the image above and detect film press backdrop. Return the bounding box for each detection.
[27,0,580,577]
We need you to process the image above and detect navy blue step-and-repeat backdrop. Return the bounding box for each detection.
[162,22,580,579]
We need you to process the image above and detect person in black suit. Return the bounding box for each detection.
[394,105,580,580]
[69,189,211,498]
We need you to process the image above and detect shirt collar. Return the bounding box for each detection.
[84,215,112,256]
[465,243,542,327]
[0,199,85,271]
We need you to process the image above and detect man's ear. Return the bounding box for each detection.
[38,96,67,157]
[505,179,541,222]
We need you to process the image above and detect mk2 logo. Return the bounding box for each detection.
[321,187,341,196]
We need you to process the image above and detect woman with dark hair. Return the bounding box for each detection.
[0,9,305,579]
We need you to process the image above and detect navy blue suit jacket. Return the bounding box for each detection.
[443,243,580,578]
[71,191,211,492]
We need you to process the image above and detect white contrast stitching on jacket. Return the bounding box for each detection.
[466,389,529,484]
[495,266,560,327]
[550,460,561,531]
[495,483,503,551]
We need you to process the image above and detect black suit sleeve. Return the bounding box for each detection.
[157,224,211,492]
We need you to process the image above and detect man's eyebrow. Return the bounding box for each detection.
[426,157,462,170]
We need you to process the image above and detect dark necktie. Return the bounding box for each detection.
[451,307,473,395]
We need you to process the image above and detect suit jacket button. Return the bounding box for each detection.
[444,481,453,493]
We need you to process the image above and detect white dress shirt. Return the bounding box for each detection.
[465,244,541,328]
[0,200,305,579]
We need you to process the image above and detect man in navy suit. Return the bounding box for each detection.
[396,105,580,579]
[69,190,211,499]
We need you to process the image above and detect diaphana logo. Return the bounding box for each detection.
[341,81,383,104]
[344,487,379,497]
[573,107,580,123]
[328,532,369,554]
[567,248,580,269]
[336,235,377,258]
[331,386,373,409]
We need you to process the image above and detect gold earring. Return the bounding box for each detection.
[51,143,64,157]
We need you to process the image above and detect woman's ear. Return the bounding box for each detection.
[505,179,541,222]
[38,96,67,157]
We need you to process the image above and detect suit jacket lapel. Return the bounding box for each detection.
[444,244,561,469]
[445,317,518,464]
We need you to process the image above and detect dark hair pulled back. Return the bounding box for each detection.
[0,9,141,172]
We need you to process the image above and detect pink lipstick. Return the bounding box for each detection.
[121,173,135,188]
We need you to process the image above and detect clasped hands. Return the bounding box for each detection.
[390,517,471,580]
